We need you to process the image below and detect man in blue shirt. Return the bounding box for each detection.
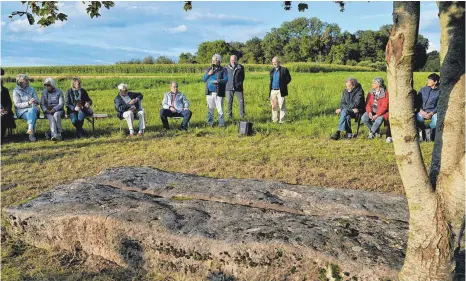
[269,57,291,124]
[202,54,228,127]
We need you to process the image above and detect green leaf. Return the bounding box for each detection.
[26,13,35,25]
[297,3,308,12]
[184,1,192,11]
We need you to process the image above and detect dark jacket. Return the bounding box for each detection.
[202,66,228,97]
[366,88,390,120]
[1,86,16,129]
[114,91,143,120]
[340,83,365,112]
[225,63,245,92]
[416,86,440,113]
[65,88,93,115]
[269,66,292,97]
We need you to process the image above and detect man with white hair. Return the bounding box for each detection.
[225,55,245,120]
[12,74,39,142]
[40,77,64,141]
[202,53,228,127]
[269,56,291,124]
[114,83,145,136]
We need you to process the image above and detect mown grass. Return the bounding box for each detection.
[1,71,434,280]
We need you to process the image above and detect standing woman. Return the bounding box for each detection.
[361,77,392,143]
[65,78,93,138]
[12,74,39,142]
[1,68,16,141]
[41,78,64,141]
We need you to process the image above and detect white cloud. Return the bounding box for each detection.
[167,24,187,33]
[184,11,259,23]
[7,18,44,33]
[1,21,5,26]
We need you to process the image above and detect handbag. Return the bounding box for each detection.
[238,121,253,136]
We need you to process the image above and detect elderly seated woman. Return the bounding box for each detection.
[12,74,39,142]
[361,77,392,143]
[114,83,145,136]
[65,77,93,138]
[330,77,365,140]
[40,78,64,141]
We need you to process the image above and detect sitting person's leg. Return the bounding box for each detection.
[22,107,38,141]
[370,116,385,134]
[136,110,145,135]
[361,112,372,131]
[54,111,63,139]
[430,113,437,129]
[122,110,135,135]
[160,109,175,130]
[180,109,192,130]
[416,112,426,128]
[45,113,58,139]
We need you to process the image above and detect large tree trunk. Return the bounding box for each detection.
[386,2,457,280]
[431,2,466,279]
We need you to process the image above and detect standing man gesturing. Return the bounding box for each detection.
[202,54,228,127]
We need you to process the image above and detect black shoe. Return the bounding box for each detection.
[330,131,341,140]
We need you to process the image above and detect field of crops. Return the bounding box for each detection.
[3,62,375,76]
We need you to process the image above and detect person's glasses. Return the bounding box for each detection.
[44,84,52,87]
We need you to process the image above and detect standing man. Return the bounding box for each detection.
[202,54,228,127]
[269,56,291,124]
[225,55,245,120]
[160,82,192,131]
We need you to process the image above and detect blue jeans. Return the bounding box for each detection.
[70,108,93,129]
[160,109,192,130]
[337,108,356,133]
[19,107,39,128]
[416,112,437,129]
[361,112,384,134]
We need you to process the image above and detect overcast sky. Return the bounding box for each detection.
[0,1,441,66]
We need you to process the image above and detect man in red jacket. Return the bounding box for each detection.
[361,77,392,143]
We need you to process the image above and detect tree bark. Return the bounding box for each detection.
[432,2,466,279]
[386,2,457,280]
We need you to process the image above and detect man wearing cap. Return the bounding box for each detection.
[1,68,16,141]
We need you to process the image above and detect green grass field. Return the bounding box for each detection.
[1,70,434,281]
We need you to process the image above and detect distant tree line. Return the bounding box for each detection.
[116,17,440,71]
[116,55,175,65]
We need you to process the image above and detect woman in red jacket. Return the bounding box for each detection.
[361,77,392,143]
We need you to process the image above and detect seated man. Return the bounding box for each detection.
[1,68,16,141]
[330,77,365,140]
[160,82,192,131]
[114,83,145,136]
[416,73,440,141]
